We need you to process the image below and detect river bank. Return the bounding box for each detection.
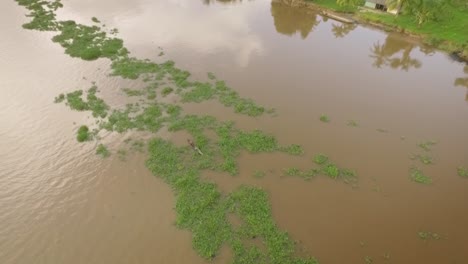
[279,0,468,62]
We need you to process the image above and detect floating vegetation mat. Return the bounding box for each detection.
[15,0,320,262]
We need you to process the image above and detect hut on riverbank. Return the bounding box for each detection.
[364,0,398,14]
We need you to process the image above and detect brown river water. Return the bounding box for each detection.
[1,0,468,263]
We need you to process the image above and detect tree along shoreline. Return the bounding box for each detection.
[280,0,468,63]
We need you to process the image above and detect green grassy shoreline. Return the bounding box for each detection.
[303,0,468,61]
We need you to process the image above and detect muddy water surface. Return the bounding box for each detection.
[1,0,468,263]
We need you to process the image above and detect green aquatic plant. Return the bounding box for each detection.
[253,170,266,178]
[323,164,340,179]
[111,57,160,79]
[347,120,358,127]
[77,125,91,142]
[145,139,319,264]
[52,20,128,60]
[207,72,216,80]
[313,154,329,165]
[364,256,373,264]
[54,93,65,103]
[16,1,319,262]
[410,168,432,184]
[280,144,304,156]
[181,82,216,102]
[122,88,145,96]
[284,167,302,177]
[15,0,62,31]
[457,167,468,178]
[283,167,319,180]
[418,140,437,151]
[96,143,110,157]
[418,231,440,241]
[162,87,173,96]
[376,128,388,133]
[417,155,433,165]
[319,115,330,123]
[91,17,100,23]
[59,86,109,118]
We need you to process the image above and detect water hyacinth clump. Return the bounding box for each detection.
[418,140,437,152]
[410,168,432,184]
[96,144,110,158]
[418,231,441,241]
[77,125,91,142]
[56,86,109,118]
[319,115,330,123]
[457,167,468,178]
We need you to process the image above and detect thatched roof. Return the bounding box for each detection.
[367,0,387,5]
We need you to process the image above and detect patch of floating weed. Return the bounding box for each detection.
[54,93,65,103]
[284,167,301,177]
[417,155,433,165]
[111,57,159,79]
[410,168,432,184]
[237,130,278,153]
[418,231,441,241]
[18,1,317,262]
[91,17,100,23]
[122,88,145,96]
[207,72,216,80]
[418,140,437,151]
[376,128,388,133]
[158,51,164,56]
[228,186,319,264]
[133,104,164,132]
[283,167,319,180]
[313,154,329,165]
[216,81,265,116]
[347,120,358,127]
[102,107,136,133]
[181,82,216,103]
[15,0,62,31]
[311,154,358,183]
[77,125,91,142]
[96,143,110,157]
[383,253,391,260]
[52,20,127,60]
[323,164,340,179]
[162,87,173,97]
[280,144,304,156]
[319,115,330,123]
[86,86,109,118]
[457,167,468,178]
[253,170,266,178]
[364,256,373,264]
[57,86,109,118]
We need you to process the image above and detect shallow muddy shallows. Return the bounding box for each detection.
[1,0,468,264]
